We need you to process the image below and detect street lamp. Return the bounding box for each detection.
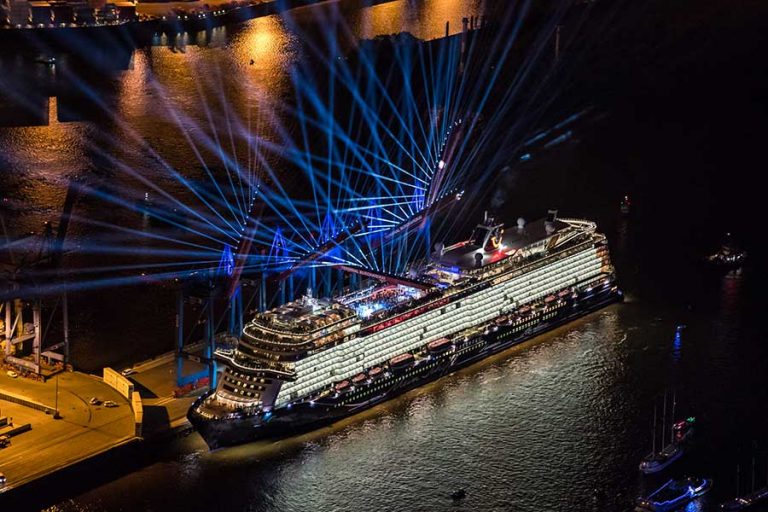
[53,373,61,419]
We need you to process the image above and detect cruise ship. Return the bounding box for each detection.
[188,210,622,448]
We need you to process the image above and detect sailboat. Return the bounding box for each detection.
[720,455,768,510]
[639,391,695,474]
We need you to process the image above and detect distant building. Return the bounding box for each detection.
[29,1,51,25]
[6,0,31,25]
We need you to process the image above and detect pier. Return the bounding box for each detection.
[0,370,137,494]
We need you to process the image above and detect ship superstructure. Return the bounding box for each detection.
[189,210,621,447]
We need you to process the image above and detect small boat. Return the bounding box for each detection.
[518,305,531,315]
[427,338,452,354]
[35,55,56,66]
[334,380,350,393]
[389,353,414,369]
[544,295,557,304]
[368,367,383,379]
[636,477,712,511]
[351,373,367,385]
[558,289,571,298]
[706,233,747,268]
[620,195,632,215]
[451,489,466,501]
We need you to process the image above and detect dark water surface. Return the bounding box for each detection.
[2,0,768,510]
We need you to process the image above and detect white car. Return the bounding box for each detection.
[103,400,118,408]
[6,370,18,378]
[89,397,102,405]
[0,471,6,484]
[120,368,137,377]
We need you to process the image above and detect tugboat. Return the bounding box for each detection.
[706,233,747,268]
[635,477,712,511]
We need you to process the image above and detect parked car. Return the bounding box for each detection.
[0,471,6,484]
[89,397,102,405]
[6,370,17,378]
[120,368,137,377]
[0,435,10,448]
[103,400,118,408]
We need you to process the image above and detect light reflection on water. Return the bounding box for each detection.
[2,1,767,510]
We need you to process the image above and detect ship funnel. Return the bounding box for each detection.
[546,209,558,222]
[545,209,558,234]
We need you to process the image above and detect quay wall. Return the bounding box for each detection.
[102,367,143,437]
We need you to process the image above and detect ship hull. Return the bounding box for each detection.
[189,282,622,449]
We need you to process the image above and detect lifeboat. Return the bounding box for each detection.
[544,295,556,304]
[368,367,384,379]
[335,380,350,392]
[389,353,414,369]
[352,373,367,385]
[558,289,571,298]
[427,337,452,354]
[518,305,531,315]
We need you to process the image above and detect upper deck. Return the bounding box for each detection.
[434,212,585,272]
[238,213,599,354]
[249,294,356,337]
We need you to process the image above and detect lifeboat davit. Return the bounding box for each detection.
[427,337,452,354]
[389,353,414,369]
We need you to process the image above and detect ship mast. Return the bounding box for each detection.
[651,403,657,455]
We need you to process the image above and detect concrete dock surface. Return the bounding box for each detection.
[0,371,137,494]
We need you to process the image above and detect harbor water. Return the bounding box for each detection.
[1,0,768,510]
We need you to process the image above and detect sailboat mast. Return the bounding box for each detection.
[652,403,657,454]
[671,390,676,423]
[661,391,668,447]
